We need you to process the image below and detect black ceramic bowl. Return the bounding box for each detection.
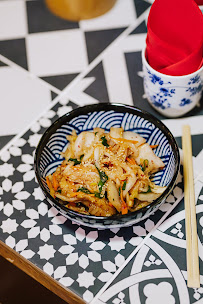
[34,103,180,228]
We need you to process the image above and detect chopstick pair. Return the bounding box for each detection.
[182,125,200,288]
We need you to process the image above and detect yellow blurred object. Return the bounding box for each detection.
[45,0,117,21]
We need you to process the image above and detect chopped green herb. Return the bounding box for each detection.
[94,192,103,198]
[122,181,127,191]
[98,180,104,192]
[68,158,81,166]
[100,170,108,184]
[96,166,108,184]
[57,189,61,193]
[77,187,92,194]
[118,186,121,196]
[95,132,98,135]
[143,159,149,171]
[101,136,109,147]
[95,166,108,193]
[140,159,149,171]
[80,154,84,161]
[140,185,152,194]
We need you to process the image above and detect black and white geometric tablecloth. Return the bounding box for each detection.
[0,0,151,149]
[0,1,203,303]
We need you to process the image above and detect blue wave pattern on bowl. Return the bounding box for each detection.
[145,68,202,110]
[40,110,175,196]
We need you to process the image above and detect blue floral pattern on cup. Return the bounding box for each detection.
[146,69,177,109]
[147,69,171,85]
[188,75,201,84]
[142,60,203,117]
[186,83,202,96]
[179,98,192,107]
[149,88,176,109]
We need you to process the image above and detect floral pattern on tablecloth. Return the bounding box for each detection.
[96,181,203,304]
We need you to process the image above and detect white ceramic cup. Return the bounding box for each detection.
[142,48,203,117]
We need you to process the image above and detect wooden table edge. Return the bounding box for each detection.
[0,240,86,304]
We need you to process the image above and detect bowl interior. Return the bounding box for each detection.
[37,106,178,218]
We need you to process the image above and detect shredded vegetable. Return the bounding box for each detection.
[46,127,166,216]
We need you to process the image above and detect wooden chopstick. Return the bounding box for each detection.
[182,125,200,288]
